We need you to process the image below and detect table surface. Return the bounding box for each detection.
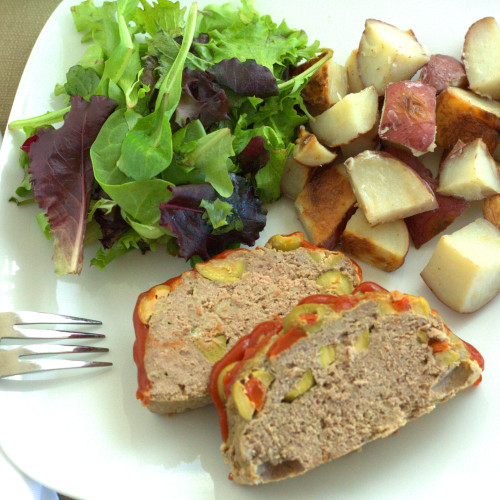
[0,0,62,134]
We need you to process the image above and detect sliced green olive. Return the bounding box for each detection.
[410,297,432,317]
[316,270,354,295]
[377,300,396,316]
[266,233,304,251]
[306,249,326,264]
[323,253,342,268]
[196,259,245,282]
[284,369,316,402]
[137,284,171,325]
[232,379,255,420]
[416,330,429,344]
[435,349,460,367]
[282,303,330,333]
[217,361,237,401]
[319,345,336,368]
[194,334,227,363]
[354,328,370,352]
[251,370,274,387]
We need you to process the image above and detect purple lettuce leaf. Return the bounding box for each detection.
[159,174,266,260]
[91,188,130,250]
[175,68,232,128]
[237,135,270,175]
[207,58,279,97]
[27,95,117,275]
[173,33,210,55]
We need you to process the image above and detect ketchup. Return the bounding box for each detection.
[209,319,283,441]
[132,275,183,404]
[461,339,485,386]
[391,295,411,312]
[132,248,250,405]
[244,377,267,411]
[353,281,388,294]
[298,294,362,311]
[267,327,307,358]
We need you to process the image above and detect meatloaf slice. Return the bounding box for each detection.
[133,232,362,414]
[211,285,483,485]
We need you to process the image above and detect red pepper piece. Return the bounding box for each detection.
[244,377,267,411]
[267,327,307,358]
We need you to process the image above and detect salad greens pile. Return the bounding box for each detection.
[9,0,331,275]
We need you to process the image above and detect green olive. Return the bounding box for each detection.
[232,380,255,420]
[284,369,315,402]
[319,345,336,368]
[315,270,354,295]
[194,334,227,363]
[354,328,370,352]
[196,259,245,282]
[266,233,304,251]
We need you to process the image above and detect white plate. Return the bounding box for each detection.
[0,1,499,499]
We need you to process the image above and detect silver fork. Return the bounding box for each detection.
[0,311,112,378]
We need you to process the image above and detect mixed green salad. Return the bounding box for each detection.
[9,0,329,275]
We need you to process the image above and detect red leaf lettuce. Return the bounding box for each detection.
[27,95,117,275]
[159,174,266,260]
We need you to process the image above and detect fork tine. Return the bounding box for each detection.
[0,346,112,378]
[14,345,109,356]
[9,311,102,325]
[5,327,106,340]
[0,359,113,378]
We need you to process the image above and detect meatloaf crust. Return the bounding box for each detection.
[213,287,483,484]
[133,232,362,414]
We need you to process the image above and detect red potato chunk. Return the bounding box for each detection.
[484,194,500,229]
[357,19,430,96]
[405,194,470,249]
[301,58,348,116]
[295,164,357,248]
[379,81,436,156]
[419,54,467,94]
[463,17,500,100]
[435,86,500,153]
[340,208,409,272]
[344,150,438,225]
[293,126,337,167]
[383,146,470,248]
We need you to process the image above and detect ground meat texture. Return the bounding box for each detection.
[138,240,362,414]
[221,297,482,485]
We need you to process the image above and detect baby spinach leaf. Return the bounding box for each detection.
[181,128,235,197]
[254,143,293,202]
[64,65,101,97]
[117,3,198,180]
[91,108,174,226]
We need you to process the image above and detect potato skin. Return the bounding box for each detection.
[295,164,356,249]
[435,88,500,153]
[379,80,436,155]
[419,54,467,93]
[484,194,500,229]
[340,229,407,272]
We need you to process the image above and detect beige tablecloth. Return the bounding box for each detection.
[0,0,62,133]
